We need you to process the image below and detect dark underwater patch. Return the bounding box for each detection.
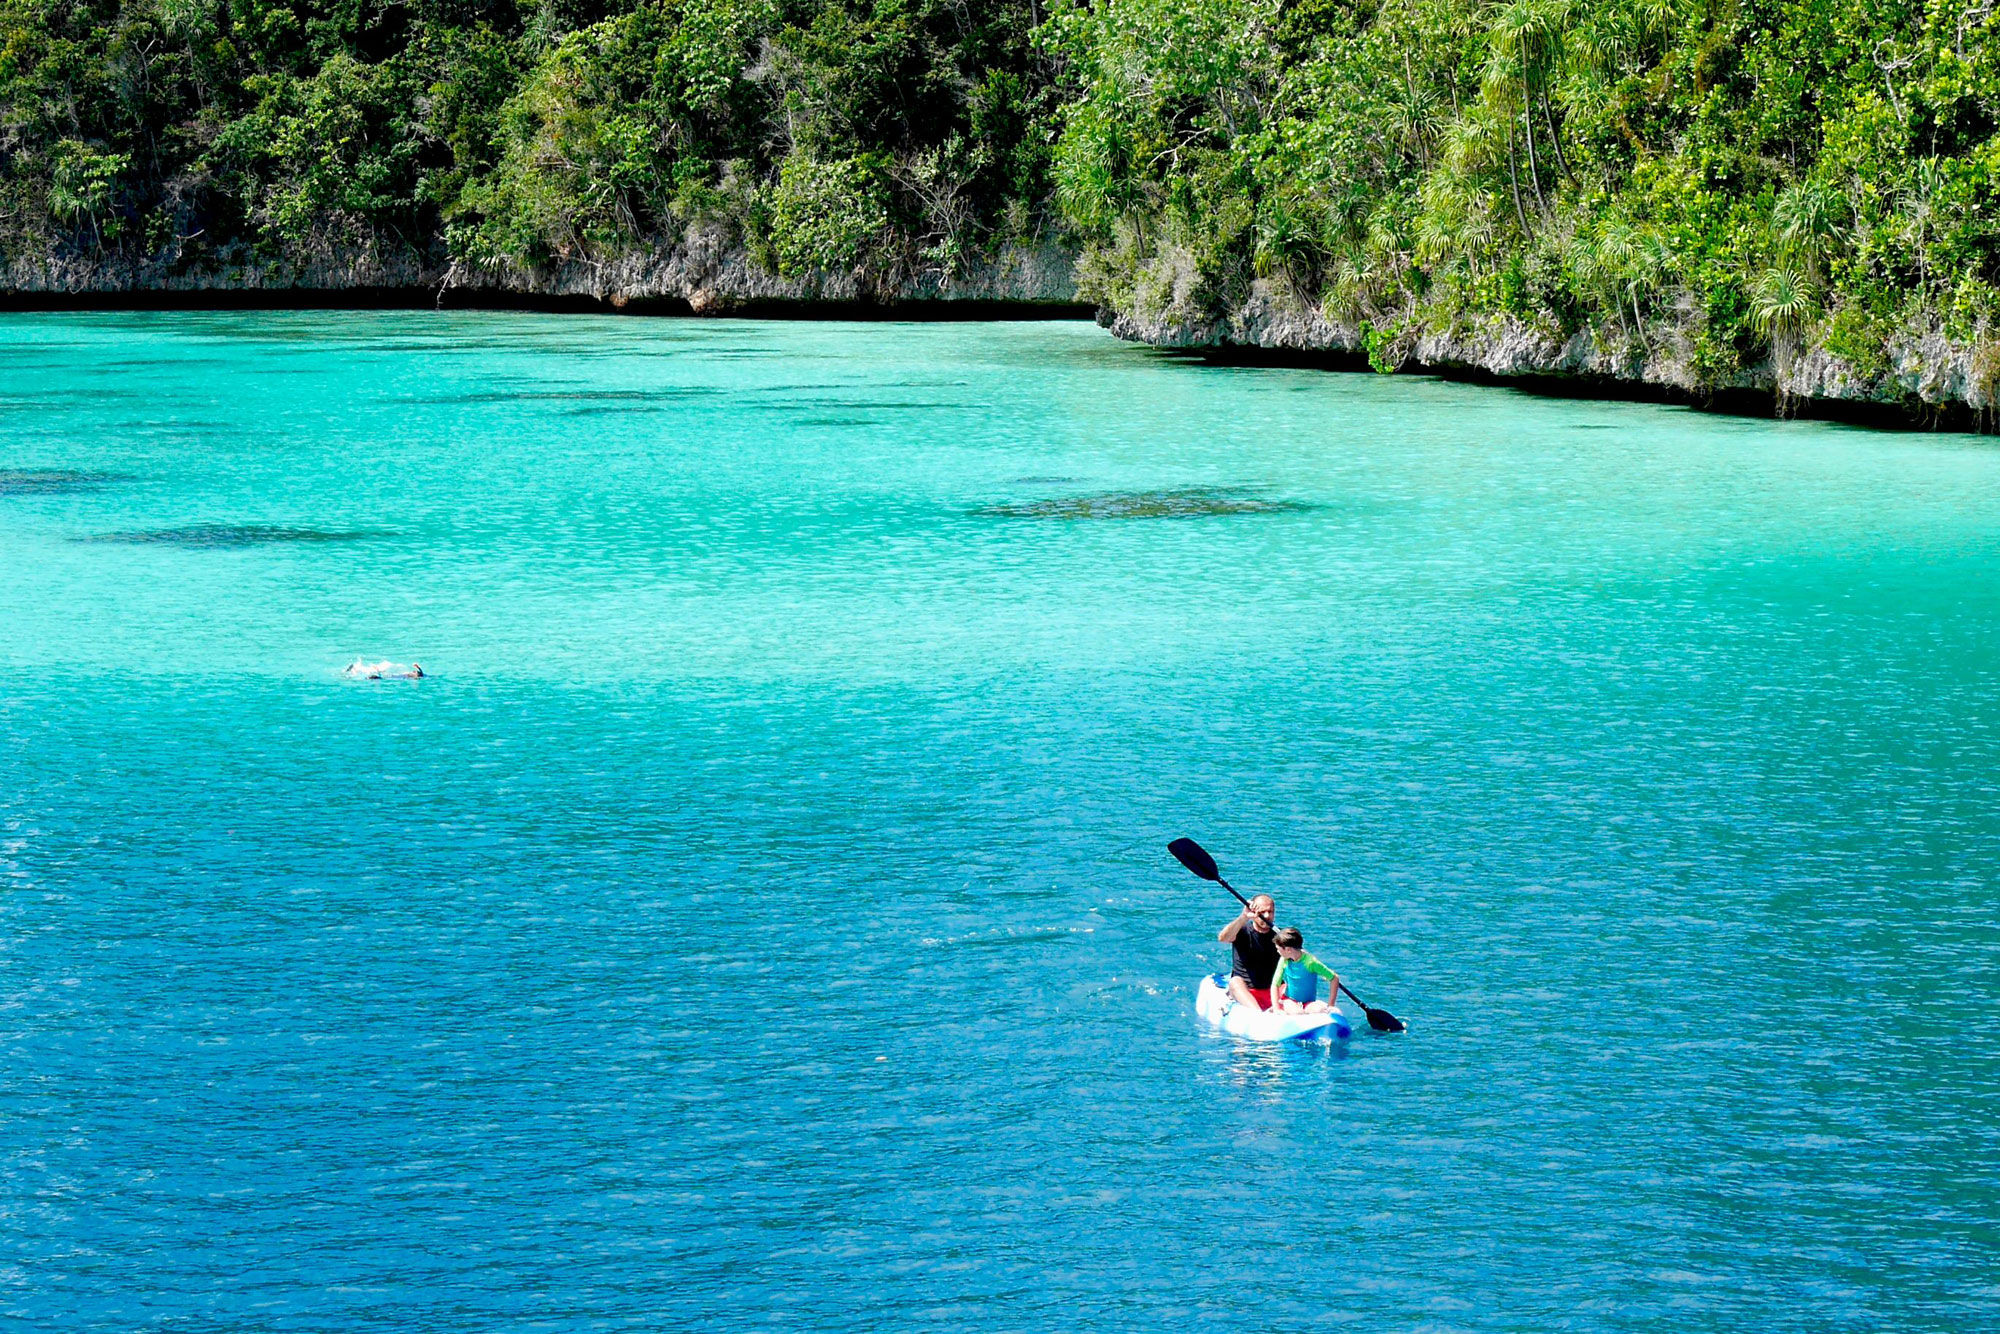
[973,488,1308,521]
[82,524,388,549]
[0,468,119,495]
[398,387,716,405]
[780,398,945,411]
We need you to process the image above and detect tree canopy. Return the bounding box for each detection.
[1046,0,2000,391]
[4,0,1998,394]
[0,0,1063,282]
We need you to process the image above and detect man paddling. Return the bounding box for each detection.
[1170,835,1407,1032]
[1217,893,1280,1009]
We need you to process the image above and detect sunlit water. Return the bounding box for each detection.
[4,313,1998,1330]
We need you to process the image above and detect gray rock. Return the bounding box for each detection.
[1097,275,1992,418]
[1,233,1079,308]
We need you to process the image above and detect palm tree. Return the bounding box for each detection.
[1414,179,1470,270]
[1751,265,1819,379]
[1389,52,1445,173]
[1567,216,1663,347]
[1254,195,1324,299]
[1579,217,1635,335]
[1485,0,1573,210]
[1771,179,1849,281]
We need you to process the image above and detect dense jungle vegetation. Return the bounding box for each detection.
[2,0,1997,389]
[0,0,1063,281]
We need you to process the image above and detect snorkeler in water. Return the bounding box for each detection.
[344,659,424,680]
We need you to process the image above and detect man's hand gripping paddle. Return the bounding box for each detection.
[1167,837,1407,1034]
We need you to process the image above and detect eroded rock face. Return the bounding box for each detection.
[1,246,434,293]
[9,236,1990,419]
[1779,327,1989,411]
[0,233,1080,308]
[1097,277,1991,418]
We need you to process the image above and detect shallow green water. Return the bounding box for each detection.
[4,312,1998,1329]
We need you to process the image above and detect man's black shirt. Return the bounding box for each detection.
[1229,923,1279,987]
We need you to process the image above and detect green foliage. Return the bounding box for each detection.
[1823,300,1896,382]
[770,151,887,273]
[448,12,676,264]
[1047,0,2000,389]
[1751,265,1817,337]
[48,140,129,239]
[0,0,1055,276]
[2,0,1994,392]
[211,55,428,244]
[1360,320,1400,373]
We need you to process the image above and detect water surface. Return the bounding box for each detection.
[3,313,1997,1330]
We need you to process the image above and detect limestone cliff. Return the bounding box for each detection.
[1,233,1081,311]
[1096,278,1994,425]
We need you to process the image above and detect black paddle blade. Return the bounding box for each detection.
[1167,837,1221,882]
[1363,1006,1407,1034]
[1339,983,1407,1033]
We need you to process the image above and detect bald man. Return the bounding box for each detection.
[1217,893,1280,1009]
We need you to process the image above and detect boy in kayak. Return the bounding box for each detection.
[1269,927,1337,1014]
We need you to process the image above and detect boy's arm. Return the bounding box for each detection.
[1304,952,1340,991]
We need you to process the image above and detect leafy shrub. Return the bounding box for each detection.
[769,152,889,276]
[48,141,129,241]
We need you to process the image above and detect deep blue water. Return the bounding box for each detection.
[3,312,1998,1330]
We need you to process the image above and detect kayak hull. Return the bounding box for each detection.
[1196,974,1351,1042]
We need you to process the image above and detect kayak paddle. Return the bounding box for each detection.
[1167,836,1407,1034]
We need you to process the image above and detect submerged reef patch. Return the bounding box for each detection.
[82,524,388,549]
[397,387,718,405]
[767,398,948,413]
[0,468,118,495]
[973,488,1308,521]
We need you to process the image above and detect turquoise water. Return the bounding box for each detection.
[4,312,1999,1329]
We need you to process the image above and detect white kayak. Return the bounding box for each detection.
[1196,974,1351,1042]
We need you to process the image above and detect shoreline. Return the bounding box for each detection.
[0,285,1095,323]
[1162,343,1989,436]
[3,284,1981,433]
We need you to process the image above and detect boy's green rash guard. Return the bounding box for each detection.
[1273,951,1339,1001]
